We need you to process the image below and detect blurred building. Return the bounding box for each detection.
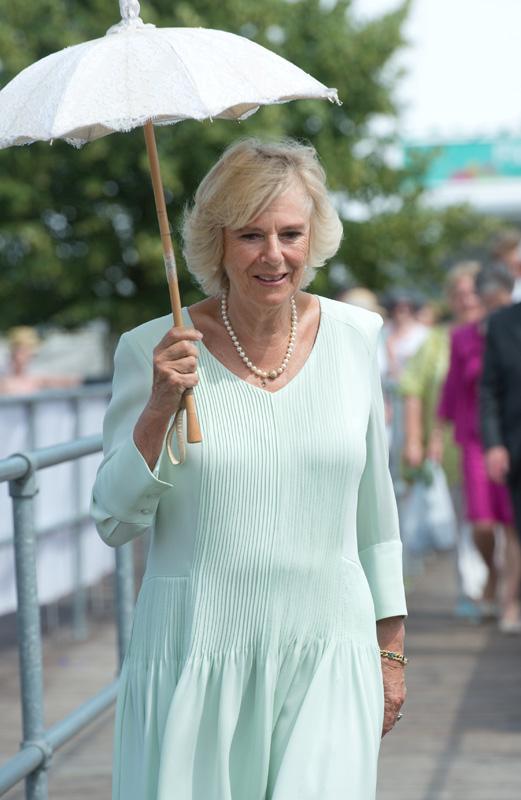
[404,136,521,220]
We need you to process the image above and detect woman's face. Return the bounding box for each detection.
[222,184,311,309]
[10,344,36,373]
[391,301,414,324]
[449,275,481,324]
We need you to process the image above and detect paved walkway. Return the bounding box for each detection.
[1,553,520,799]
[379,553,521,800]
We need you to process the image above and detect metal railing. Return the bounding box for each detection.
[0,383,112,640]
[0,435,135,800]
[0,383,112,451]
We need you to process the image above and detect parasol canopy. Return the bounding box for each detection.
[0,0,339,148]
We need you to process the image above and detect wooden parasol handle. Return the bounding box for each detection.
[143,121,202,444]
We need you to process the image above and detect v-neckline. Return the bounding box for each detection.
[183,295,323,398]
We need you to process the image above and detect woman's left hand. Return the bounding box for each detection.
[377,615,407,737]
[381,658,407,736]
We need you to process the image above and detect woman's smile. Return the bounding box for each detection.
[254,272,289,286]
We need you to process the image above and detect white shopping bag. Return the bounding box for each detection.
[401,461,458,555]
[457,522,488,600]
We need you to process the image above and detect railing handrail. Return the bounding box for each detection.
[0,435,103,483]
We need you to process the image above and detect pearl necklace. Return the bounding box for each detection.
[220,291,298,386]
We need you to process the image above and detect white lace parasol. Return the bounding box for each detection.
[0,0,338,148]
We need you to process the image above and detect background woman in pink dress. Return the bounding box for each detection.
[438,265,521,632]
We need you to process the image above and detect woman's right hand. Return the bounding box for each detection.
[486,446,510,484]
[133,326,203,469]
[404,438,423,469]
[146,326,203,418]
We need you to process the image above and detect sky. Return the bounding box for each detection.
[352,0,521,141]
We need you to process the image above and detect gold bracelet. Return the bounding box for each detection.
[380,649,408,665]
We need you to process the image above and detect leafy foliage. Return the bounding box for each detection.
[0,0,500,332]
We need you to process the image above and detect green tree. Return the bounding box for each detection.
[0,0,500,333]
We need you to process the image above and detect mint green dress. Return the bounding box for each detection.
[91,295,407,800]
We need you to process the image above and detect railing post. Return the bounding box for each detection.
[71,397,88,640]
[114,544,135,669]
[9,460,51,800]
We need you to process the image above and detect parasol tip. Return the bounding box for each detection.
[107,0,155,35]
[119,0,141,21]
[328,89,342,106]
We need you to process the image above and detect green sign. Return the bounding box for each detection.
[404,137,521,186]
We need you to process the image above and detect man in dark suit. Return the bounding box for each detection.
[480,289,521,542]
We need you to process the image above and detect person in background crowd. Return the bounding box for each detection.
[480,268,521,633]
[379,288,428,384]
[401,262,482,617]
[378,288,429,479]
[438,264,521,633]
[415,299,438,328]
[0,327,80,395]
[336,286,385,318]
[489,228,521,302]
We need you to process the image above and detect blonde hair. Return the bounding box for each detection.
[444,261,481,296]
[336,287,384,317]
[182,138,343,296]
[7,326,40,350]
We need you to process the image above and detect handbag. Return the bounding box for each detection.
[400,460,457,555]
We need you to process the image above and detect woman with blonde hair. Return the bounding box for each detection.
[400,261,482,613]
[0,326,79,394]
[438,264,520,630]
[92,138,407,800]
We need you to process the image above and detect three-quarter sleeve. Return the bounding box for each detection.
[357,318,407,620]
[90,333,173,547]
